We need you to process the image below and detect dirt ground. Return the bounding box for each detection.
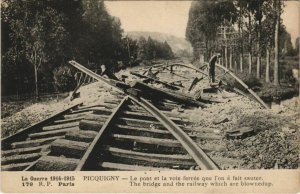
[184,92,299,169]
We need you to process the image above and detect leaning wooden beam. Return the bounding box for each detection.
[70,81,84,101]
[188,77,203,91]
[69,60,130,93]
[130,71,181,90]
[215,64,269,109]
[131,81,208,108]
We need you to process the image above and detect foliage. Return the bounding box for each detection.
[136,37,174,61]
[186,0,237,58]
[53,66,76,92]
[75,0,123,64]
[295,37,300,55]
[186,0,297,86]
[1,0,68,96]
[1,0,125,96]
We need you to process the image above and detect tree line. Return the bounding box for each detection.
[186,0,299,86]
[136,36,174,61]
[1,0,174,96]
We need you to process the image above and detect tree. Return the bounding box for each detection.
[236,0,256,74]
[252,0,266,79]
[186,0,237,61]
[274,0,281,86]
[162,41,174,59]
[235,0,247,72]
[295,37,300,55]
[279,28,294,56]
[146,37,156,59]
[2,0,67,97]
[137,37,147,61]
[77,0,123,65]
[261,0,276,82]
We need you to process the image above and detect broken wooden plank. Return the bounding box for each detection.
[188,77,203,91]
[130,71,180,90]
[199,94,228,103]
[70,81,84,101]
[131,81,208,108]
[213,117,229,125]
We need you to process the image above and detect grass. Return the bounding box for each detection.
[1,94,69,138]
[1,112,31,137]
[1,100,36,119]
[1,93,68,119]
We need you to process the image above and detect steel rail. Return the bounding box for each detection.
[129,96,219,170]
[215,64,269,109]
[75,97,128,170]
[69,60,126,94]
[68,60,219,170]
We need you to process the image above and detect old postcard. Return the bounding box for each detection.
[1,0,299,193]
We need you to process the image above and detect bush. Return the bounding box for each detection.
[223,71,262,92]
[241,74,262,89]
[53,66,76,92]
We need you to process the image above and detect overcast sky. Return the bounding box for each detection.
[106,1,299,45]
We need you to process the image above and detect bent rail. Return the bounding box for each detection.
[68,60,219,170]
[215,64,269,109]
[130,96,219,170]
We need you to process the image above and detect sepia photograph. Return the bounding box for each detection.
[1,0,299,192]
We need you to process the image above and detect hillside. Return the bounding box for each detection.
[127,31,192,56]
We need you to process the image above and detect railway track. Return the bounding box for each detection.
[2,60,252,171]
[1,91,222,171]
